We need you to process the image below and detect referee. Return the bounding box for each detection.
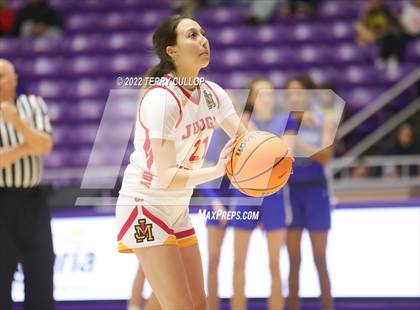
[0,59,54,310]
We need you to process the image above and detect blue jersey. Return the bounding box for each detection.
[286,113,331,231]
[251,113,298,137]
[289,113,327,184]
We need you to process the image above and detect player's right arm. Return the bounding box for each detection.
[206,81,248,138]
[151,137,235,189]
[140,87,236,190]
[293,115,335,165]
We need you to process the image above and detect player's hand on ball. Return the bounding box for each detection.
[216,136,237,177]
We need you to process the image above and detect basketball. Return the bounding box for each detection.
[226,131,293,197]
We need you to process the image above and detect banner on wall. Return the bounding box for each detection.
[12,208,420,301]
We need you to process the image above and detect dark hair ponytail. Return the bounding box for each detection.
[147,59,176,79]
[146,15,187,79]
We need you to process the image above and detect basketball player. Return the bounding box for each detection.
[116,16,247,309]
[284,75,335,310]
[199,90,245,310]
[230,78,297,310]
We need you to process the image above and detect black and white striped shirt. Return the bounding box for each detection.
[0,94,52,188]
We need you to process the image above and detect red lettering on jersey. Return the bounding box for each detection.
[193,121,200,134]
[205,116,215,129]
[199,118,206,131]
[140,170,153,189]
[182,124,192,140]
[182,117,216,140]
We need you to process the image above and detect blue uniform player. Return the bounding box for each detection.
[229,78,297,310]
[200,126,236,310]
[284,75,335,310]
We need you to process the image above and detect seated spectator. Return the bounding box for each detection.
[355,0,406,72]
[400,0,420,40]
[282,0,322,18]
[351,161,369,179]
[12,0,62,38]
[172,0,206,18]
[384,122,420,176]
[245,0,279,25]
[385,122,420,155]
[0,0,14,36]
[245,0,322,25]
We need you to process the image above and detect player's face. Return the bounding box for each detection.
[285,80,310,109]
[319,89,334,108]
[172,19,210,70]
[0,60,17,100]
[253,80,275,113]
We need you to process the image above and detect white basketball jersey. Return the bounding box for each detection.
[119,75,236,203]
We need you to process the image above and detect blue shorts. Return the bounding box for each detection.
[229,190,287,231]
[287,183,331,231]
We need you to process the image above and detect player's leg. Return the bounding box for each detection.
[207,226,226,310]
[286,228,303,310]
[266,229,287,310]
[286,184,305,310]
[133,245,194,310]
[144,293,161,310]
[306,185,333,310]
[172,208,207,310]
[127,265,161,310]
[261,192,288,310]
[127,265,146,310]
[179,244,207,310]
[118,197,196,309]
[309,231,332,310]
[231,228,252,310]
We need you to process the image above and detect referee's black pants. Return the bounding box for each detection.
[0,187,55,310]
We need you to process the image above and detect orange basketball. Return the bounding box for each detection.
[226,131,293,197]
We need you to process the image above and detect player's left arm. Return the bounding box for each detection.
[281,114,299,154]
[210,81,248,139]
[294,115,336,165]
[0,101,52,155]
[219,113,248,139]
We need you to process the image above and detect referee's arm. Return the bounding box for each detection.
[0,144,33,169]
[0,101,52,155]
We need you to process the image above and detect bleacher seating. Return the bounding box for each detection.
[2,0,419,179]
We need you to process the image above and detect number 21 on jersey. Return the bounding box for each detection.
[189,136,209,162]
